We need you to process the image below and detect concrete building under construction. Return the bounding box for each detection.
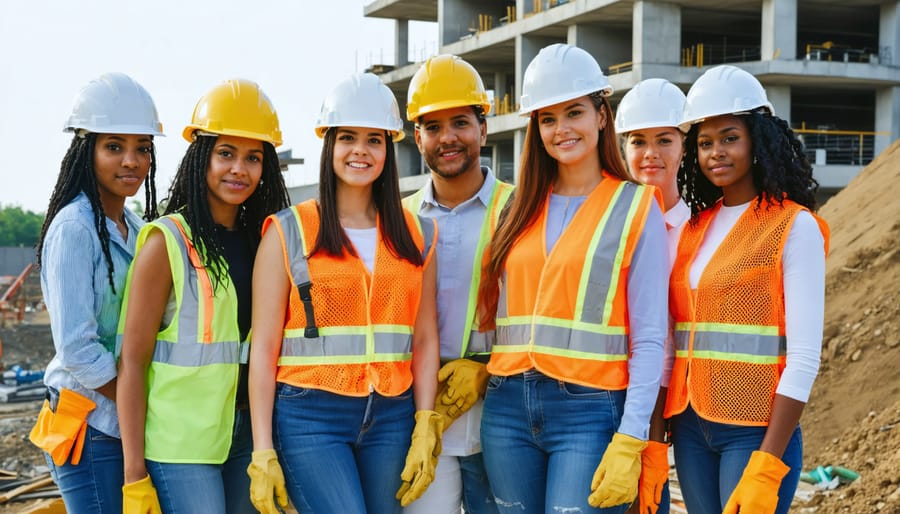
[351,0,900,198]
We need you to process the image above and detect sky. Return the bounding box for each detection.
[0,1,436,213]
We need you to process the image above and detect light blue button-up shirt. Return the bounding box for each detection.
[414,167,498,360]
[41,192,144,438]
[411,167,500,455]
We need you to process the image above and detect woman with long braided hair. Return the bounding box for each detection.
[30,72,163,514]
[116,79,290,513]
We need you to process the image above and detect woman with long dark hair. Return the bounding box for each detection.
[247,73,441,514]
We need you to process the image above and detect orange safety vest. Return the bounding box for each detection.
[665,198,830,426]
[263,199,436,397]
[488,174,659,389]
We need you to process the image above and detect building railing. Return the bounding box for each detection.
[795,128,887,166]
[804,42,879,64]
[607,61,633,75]
[682,43,761,67]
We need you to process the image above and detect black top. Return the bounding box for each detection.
[217,226,253,409]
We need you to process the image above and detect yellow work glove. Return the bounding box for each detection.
[122,475,162,514]
[636,441,669,514]
[396,410,443,507]
[247,449,289,514]
[588,432,647,508]
[722,451,790,514]
[436,359,490,421]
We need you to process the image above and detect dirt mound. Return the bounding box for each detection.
[799,139,900,510]
[802,400,900,513]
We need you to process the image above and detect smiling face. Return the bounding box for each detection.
[414,106,486,180]
[205,134,264,224]
[536,96,607,172]
[93,133,153,206]
[696,114,757,205]
[624,126,684,208]
[332,126,387,190]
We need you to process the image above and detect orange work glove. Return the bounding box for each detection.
[636,441,669,514]
[29,390,96,466]
[247,449,289,514]
[122,475,162,514]
[722,450,790,514]
[396,410,443,506]
[588,432,647,508]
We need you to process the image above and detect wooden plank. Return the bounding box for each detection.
[0,475,54,503]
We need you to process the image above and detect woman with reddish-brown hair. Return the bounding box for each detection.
[477,43,668,513]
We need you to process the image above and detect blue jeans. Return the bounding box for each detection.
[45,424,123,514]
[670,405,802,514]
[273,383,415,514]
[460,453,498,514]
[481,370,627,514]
[146,408,253,514]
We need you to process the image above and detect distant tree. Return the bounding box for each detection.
[129,199,144,218]
[0,205,44,247]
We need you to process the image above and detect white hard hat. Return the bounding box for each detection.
[519,43,613,115]
[315,73,405,142]
[679,65,774,132]
[64,72,164,136]
[615,79,687,134]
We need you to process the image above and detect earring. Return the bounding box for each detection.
[753,155,758,165]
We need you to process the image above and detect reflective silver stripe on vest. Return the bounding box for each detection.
[418,214,435,259]
[156,217,204,346]
[579,183,637,325]
[495,323,529,348]
[675,330,786,357]
[496,183,638,354]
[153,340,247,366]
[274,208,310,286]
[532,325,628,355]
[280,332,411,357]
[466,329,493,355]
[674,330,690,352]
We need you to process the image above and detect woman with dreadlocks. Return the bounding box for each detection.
[116,79,289,514]
[30,72,162,514]
[665,65,829,514]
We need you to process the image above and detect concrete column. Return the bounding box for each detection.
[513,129,526,185]
[515,35,543,106]
[568,24,631,71]
[880,1,900,66]
[494,72,509,115]
[633,1,681,65]
[761,0,797,60]
[395,19,409,67]
[441,0,480,47]
[766,85,791,124]
[875,87,900,156]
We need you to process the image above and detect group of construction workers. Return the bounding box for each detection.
[31,41,827,514]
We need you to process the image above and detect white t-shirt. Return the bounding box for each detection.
[344,227,377,273]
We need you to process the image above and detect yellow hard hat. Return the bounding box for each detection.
[182,78,283,146]
[406,54,492,121]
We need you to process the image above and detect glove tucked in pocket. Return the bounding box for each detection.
[28,389,96,466]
